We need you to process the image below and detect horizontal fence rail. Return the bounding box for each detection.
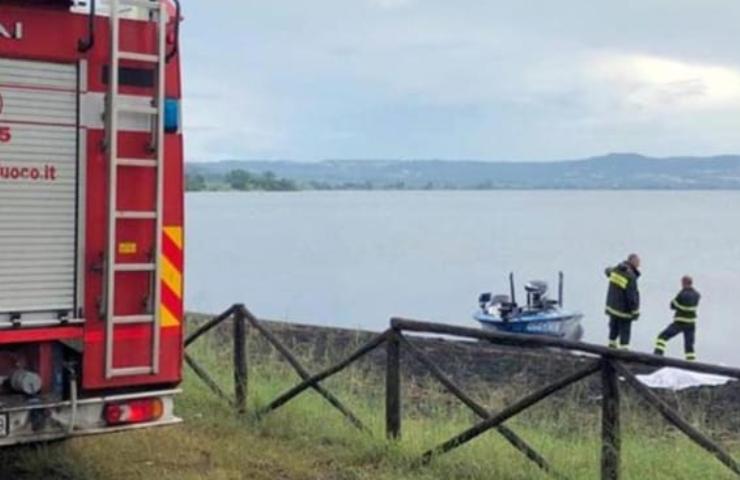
[185,305,740,480]
[419,359,603,464]
[390,317,740,379]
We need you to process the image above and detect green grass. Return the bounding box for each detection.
[0,337,737,480]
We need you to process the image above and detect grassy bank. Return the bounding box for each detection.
[0,333,737,479]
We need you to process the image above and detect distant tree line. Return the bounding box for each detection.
[185,170,501,192]
[186,169,299,192]
[186,173,207,191]
[224,170,298,191]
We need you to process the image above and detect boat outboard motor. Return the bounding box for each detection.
[491,295,514,319]
[524,280,549,309]
[491,294,510,304]
[479,293,515,317]
[478,293,492,310]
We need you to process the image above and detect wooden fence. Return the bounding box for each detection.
[185,305,740,480]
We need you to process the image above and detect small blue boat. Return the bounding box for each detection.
[474,272,584,341]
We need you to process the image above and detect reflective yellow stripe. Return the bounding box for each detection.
[161,255,182,298]
[656,339,667,347]
[674,316,696,324]
[686,353,697,361]
[672,299,697,312]
[161,225,183,328]
[164,226,183,250]
[160,304,179,328]
[606,306,633,319]
[608,340,618,348]
[619,344,630,350]
[609,272,629,289]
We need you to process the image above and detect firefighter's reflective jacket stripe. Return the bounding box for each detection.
[606,306,633,319]
[671,287,700,324]
[609,271,629,289]
[671,300,697,312]
[655,321,697,360]
[608,340,630,350]
[604,262,641,320]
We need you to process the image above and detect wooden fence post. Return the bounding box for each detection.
[601,360,621,480]
[233,306,248,414]
[386,330,401,439]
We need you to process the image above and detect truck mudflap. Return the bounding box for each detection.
[0,389,181,446]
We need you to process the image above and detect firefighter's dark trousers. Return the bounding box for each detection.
[608,316,633,349]
[654,322,696,361]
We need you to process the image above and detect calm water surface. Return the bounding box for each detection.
[186,191,740,364]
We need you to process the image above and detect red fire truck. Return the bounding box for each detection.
[0,0,184,444]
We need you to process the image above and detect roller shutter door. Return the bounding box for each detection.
[0,58,78,324]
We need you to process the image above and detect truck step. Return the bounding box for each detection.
[114,263,156,272]
[109,366,154,378]
[113,315,155,325]
[117,103,158,115]
[118,51,159,63]
[116,210,157,220]
[117,158,157,168]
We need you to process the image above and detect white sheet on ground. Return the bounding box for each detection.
[635,367,735,391]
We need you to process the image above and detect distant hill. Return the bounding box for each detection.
[186,153,740,190]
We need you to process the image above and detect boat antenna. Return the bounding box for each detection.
[509,272,516,304]
[558,271,564,307]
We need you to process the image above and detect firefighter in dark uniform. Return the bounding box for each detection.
[654,275,700,361]
[605,254,641,349]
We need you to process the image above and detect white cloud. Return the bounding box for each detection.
[181,1,740,161]
[592,54,740,111]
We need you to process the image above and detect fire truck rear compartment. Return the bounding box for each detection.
[0,56,173,442]
[0,56,84,432]
[0,0,185,444]
[0,58,79,326]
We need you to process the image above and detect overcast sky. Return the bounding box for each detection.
[180,1,740,162]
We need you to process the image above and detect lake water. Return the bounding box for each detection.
[186,191,740,365]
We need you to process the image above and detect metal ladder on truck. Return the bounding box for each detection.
[104,0,168,379]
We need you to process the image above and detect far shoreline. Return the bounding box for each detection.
[185,188,740,193]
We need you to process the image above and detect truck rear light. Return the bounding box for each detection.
[103,398,163,426]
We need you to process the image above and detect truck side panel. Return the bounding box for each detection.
[0,5,184,392]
